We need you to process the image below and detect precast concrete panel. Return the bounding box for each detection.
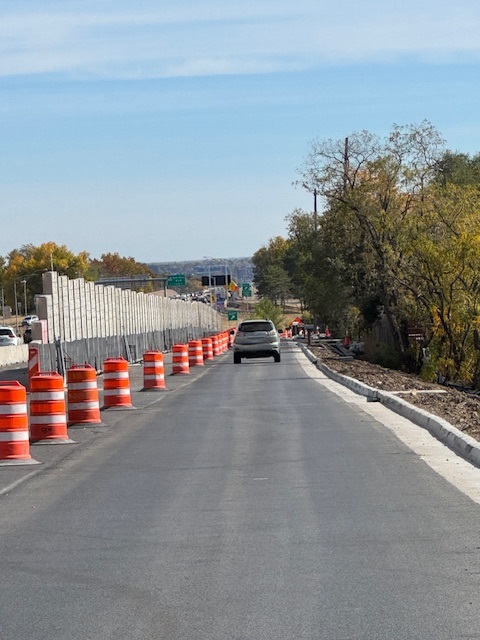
[58,275,70,342]
[141,294,147,334]
[106,286,114,337]
[78,279,87,340]
[115,288,122,336]
[134,291,140,334]
[150,296,156,332]
[85,281,94,339]
[123,290,130,335]
[49,271,61,342]
[35,295,50,342]
[138,294,144,334]
[117,288,124,336]
[66,280,75,341]
[94,285,103,338]
[73,279,82,340]
[125,289,132,335]
[112,288,125,336]
[108,286,114,336]
[127,290,134,335]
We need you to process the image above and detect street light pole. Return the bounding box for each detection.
[13,281,18,333]
[203,257,214,307]
[21,279,27,315]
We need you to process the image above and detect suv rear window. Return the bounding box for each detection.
[238,322,274,333]
[0,329,13,336]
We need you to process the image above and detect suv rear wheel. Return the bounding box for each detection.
[233,353,242,364]
[273,351,281,362]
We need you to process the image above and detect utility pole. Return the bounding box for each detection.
[343,137,349,194]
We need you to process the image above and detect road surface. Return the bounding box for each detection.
[0,342,479,639]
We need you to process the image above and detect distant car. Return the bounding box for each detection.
[21,315,39,327]
[0,327,21,346]
[23,327,33,344]
[233,319,281,363]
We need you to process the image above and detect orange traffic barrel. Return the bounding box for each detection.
[222,333,229,351]
[67,365,104,426]
[27,345,40,392]
[172,344,190,375]
[228,332,235,348]
[102,358,134,409]
[188,340,204,367]
[211,335,220,357]
[30,372,75,444]
[143,351,166,390]
[201,337,214,361]
[0,381,39,465]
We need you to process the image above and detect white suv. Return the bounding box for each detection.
[233,319,281,363]
[21,315,39,327]
[0,327,21,346]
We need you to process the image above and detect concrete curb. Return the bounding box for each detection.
[298,343,480,468]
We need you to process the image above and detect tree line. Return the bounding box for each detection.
[253,121,480,386]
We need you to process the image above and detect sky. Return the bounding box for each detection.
[2,0,480,264]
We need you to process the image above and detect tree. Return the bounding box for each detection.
[296,121,446,356]
[1,242,91,312]
[252,236,291,300]
[91,253,155,278]
[433,151,480,188]
[250,298,285,328]
[260,264,292,307]
[400,184,480,382]
[284,208,350,333]
[89,253,157,292]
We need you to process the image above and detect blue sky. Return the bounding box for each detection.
[2,0,480,263]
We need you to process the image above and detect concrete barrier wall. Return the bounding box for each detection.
[0,344,29,367]
[29,271,222,372]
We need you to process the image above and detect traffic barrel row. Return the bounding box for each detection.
[171,332,231,376]
[0,339,231,465]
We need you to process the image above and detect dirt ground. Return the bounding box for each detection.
[309,344,480,443]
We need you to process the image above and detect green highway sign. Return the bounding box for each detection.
[241,283,252,297]
[227,310,238,321]
[167,274,186,287]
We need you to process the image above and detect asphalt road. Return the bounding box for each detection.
[0,342,479,639]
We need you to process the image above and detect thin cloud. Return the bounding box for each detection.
[1,1,479,79]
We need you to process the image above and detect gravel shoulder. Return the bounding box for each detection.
[309,344,480,443]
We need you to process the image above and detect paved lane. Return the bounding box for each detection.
[0,343,479,639]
